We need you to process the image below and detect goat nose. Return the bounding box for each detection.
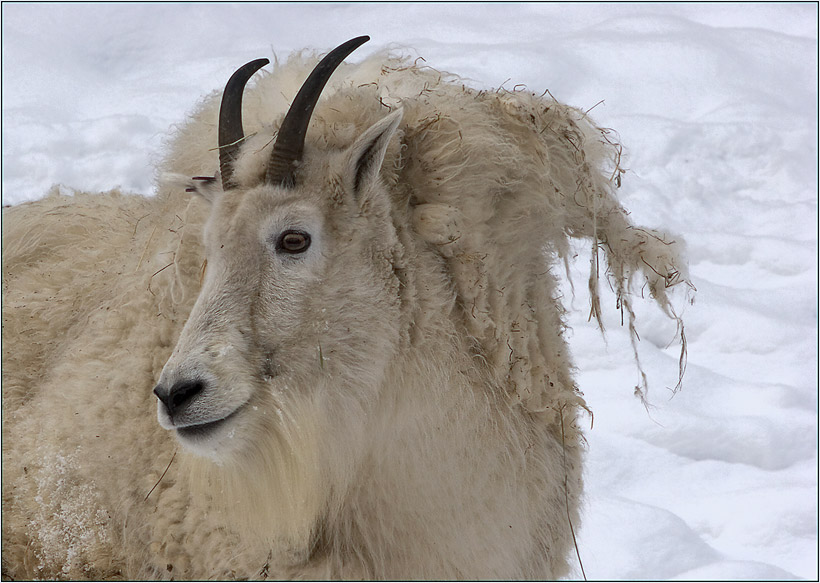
[153,380,205,417]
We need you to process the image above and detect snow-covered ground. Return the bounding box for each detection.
[2,3,817,580]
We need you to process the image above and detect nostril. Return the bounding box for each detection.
[153,380,205,417]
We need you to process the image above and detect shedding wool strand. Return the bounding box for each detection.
[2,51,688,579]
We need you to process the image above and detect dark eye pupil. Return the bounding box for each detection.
[278,231,311,254]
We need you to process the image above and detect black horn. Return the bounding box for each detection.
[266,36,370,187]
[218,58,270,189]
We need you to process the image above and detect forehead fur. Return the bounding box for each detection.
[206,175,332,240]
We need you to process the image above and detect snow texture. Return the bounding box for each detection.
[2,3,817,580]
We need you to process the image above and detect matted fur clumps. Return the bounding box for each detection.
[2,49,689,580]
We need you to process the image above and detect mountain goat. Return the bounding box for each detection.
[2,37,688,579]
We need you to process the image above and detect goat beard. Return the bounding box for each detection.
[187,391,327,561]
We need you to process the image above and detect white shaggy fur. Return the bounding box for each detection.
[2,48,688,580]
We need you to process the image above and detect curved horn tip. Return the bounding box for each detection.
[218,58,270,189]
[332,36,370,57]
[348,35,370,46]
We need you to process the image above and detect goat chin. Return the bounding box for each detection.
[1,43,689,580]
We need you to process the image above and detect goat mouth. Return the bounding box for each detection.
[175,406,243,441]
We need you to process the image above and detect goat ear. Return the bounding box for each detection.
[345,108,403,198]
[186,175,223,203]
[161,172,223,203]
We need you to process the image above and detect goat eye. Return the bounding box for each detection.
[276,230,311,254]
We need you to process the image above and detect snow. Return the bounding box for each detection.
[2,3,817,580]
